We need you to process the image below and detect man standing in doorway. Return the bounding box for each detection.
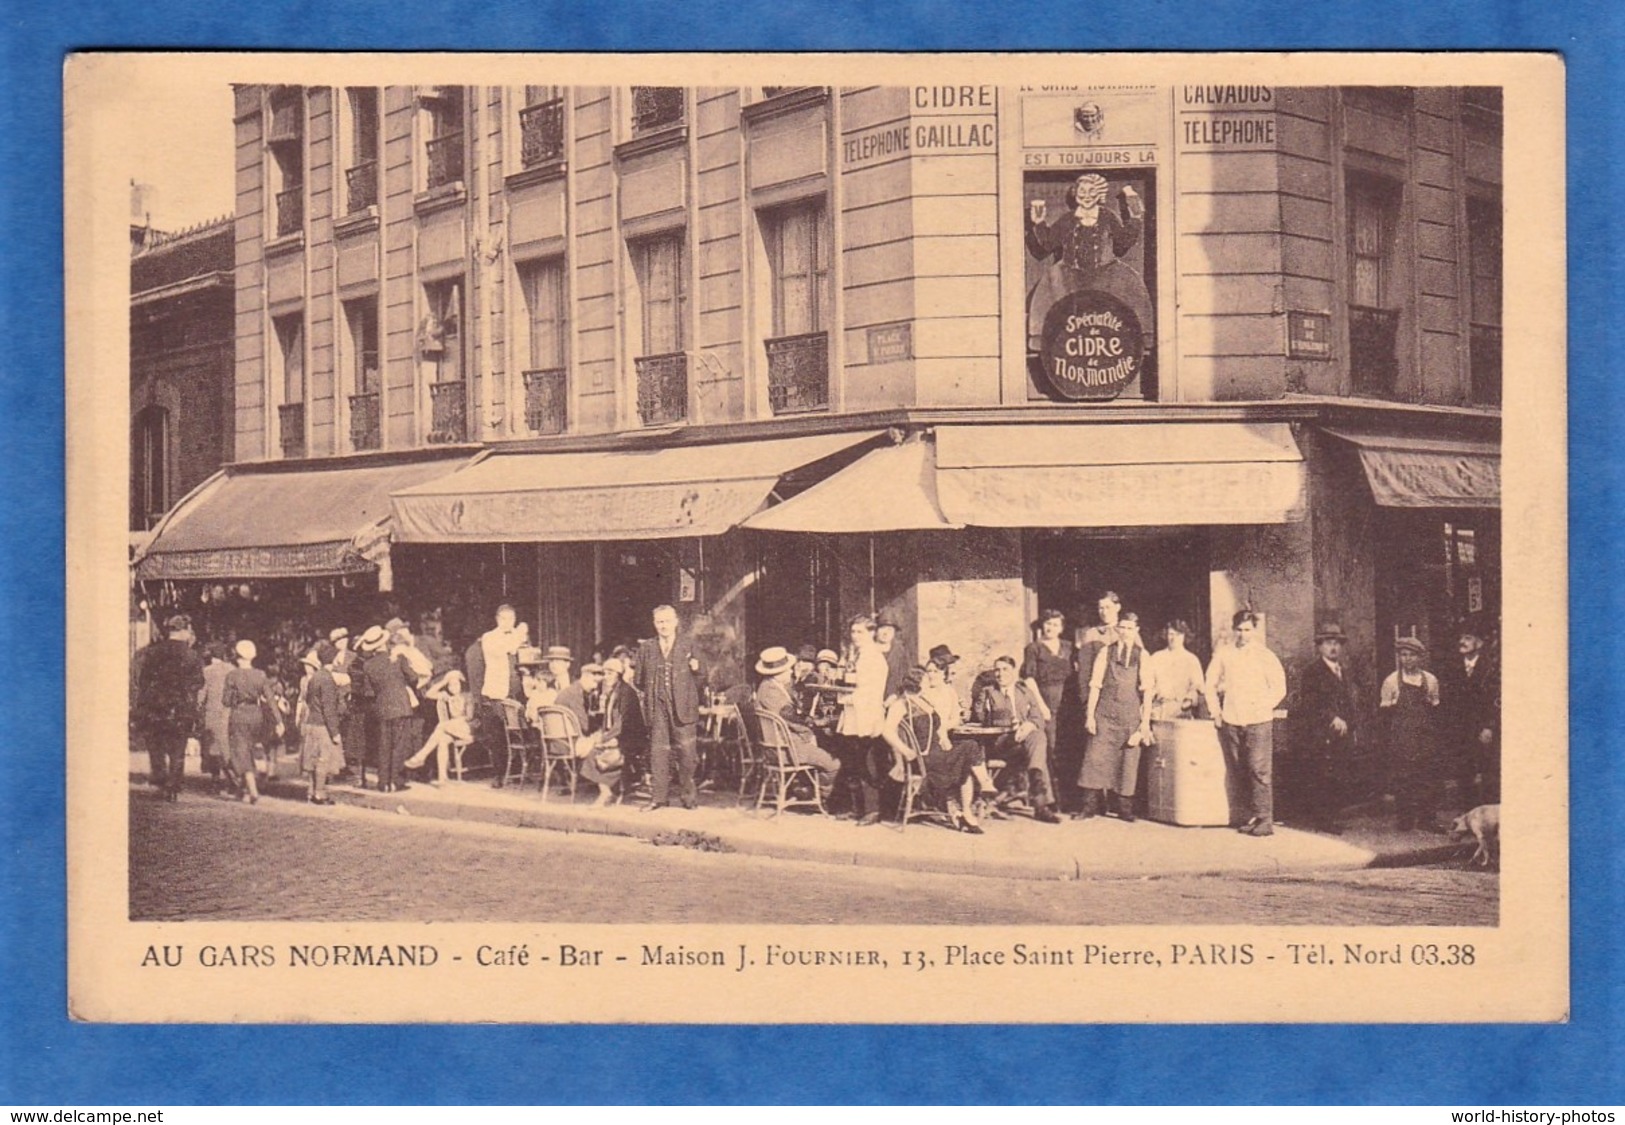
[1204,610,1288,837]
[635,605,704,811]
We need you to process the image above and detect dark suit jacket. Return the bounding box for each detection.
[362,651,417,722]
[1439,653,1499,749]
[135,639,205,736]
[635,635,703,726]
[1294,658,1358,757]
[599,681,646,752]
[972,680,1046,730]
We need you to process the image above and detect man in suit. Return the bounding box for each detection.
[753,646,841,798]
[1292,620,1359,833]
[634,604,704,811]
[134,614,204,801]
[1439,616,1500,804]
[360,625,419,794]
[973,655,1062,823]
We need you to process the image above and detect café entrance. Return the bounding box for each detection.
[1028,529,1212,660]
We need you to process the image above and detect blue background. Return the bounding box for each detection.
[4,0,1620,1106]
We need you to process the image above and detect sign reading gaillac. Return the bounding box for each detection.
[1039,291,1145,401]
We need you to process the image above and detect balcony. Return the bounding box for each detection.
[635,352,688,427]
[1470,323,1501,407]
[346,160,378,214]
[766,331,830,415]
[523,368,568,435]
[631,87,684,135]
[520,99,566,168]
[349,391,381,451]
[426,131,464,190]
[1348,304,1400,397]
[278,402,306,460]
[275,187,304,237]
[428,380,467,443]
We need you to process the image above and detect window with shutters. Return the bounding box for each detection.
[1346,171,1402,397]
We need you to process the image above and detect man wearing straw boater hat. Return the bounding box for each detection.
[754,646,841,799]
[1292,619,1359,834]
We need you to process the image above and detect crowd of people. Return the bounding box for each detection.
[131,592,1499,837]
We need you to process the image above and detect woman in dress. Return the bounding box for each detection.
[222,639,280,804]
[1021,609,1074,785]
[405,669,475,786]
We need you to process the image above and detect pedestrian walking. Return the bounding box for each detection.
[134,614,205,802]
[298,642,346,805]
[223,639,280,804]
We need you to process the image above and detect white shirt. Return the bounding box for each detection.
[1204,643,1287,727]
[480,627,523,700]
[1144,647,1206,720]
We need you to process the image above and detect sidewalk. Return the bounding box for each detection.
[136,750,1475,881]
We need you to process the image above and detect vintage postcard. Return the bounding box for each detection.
[65,50,1565,1023]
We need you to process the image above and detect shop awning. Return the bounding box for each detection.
[933,422,1307,527]
[1324,429,1500,509]
[390,430,883,543]
[744,437,961,533]
[133,456,469,581]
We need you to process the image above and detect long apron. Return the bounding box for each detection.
[1387,677,1439,793]
[1080,647,1143,792]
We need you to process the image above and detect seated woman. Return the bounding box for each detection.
[880,664,984,834]
[404,669,474,785]
[578,657,646,807]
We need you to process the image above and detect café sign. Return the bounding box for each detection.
[1038,290,1145,401]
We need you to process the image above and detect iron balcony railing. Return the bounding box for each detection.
[635,352,688,426]
[1348,304,1400,397]
[275,187,304,237]
[428,380,467,443]
[425,131,465,190]
[349,391,381,451]
[765,331,830,414]
[278,402,306,459]
[631,87,684,135]
[1469,323,1501,407]
[523,368,568,435]
[520,99,566,167]
[345,160,378,214]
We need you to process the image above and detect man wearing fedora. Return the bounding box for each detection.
[635,605,705,811]
[754,646,841,798]
[1379,635,1443,831]
[1293,619,1360,833]
[359,624,418,794]
[874,607,913,701]
[1439,615,1500,805]
[134,614,205,802]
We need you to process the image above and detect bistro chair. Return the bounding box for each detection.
[741,702,825,818]
[497,699,541,787]
[895,697,952,833]
[437,696,474,782]
[534,704,583,803]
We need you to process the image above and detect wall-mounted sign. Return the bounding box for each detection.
[866,321,913,365]
[841,116,996,171]
[1287,310,1333,359]
[1178,86,1277,151]
[1038,290,1146,401]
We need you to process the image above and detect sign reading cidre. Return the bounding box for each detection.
[1038,291,1145,401]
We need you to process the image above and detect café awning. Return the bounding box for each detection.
[1324,429,1500,509]
[933,422,1307,527]
[390,430,883,543]
[133,456,468,581]
[743,437,962,533]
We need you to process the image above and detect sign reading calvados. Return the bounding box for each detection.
[1038,290,1145,400]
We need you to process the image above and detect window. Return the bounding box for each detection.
[1466,195,1502,407]
[632,233,687,356]
[267,88,304,237]
[630,87,684,135]
[134,406,169,528]
[519,86,566,168]
[419,280,463,384]
[345,88,380,213]
[272,313,305,458]
[765,199,829,337]
[421,88,466,191]
[344,298,380,450]
[630,232,688,425]
[518,257,568,434]
[763,199,831,414]
[1346,171,1402,396]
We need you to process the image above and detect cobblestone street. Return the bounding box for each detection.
[129,788,1497,925]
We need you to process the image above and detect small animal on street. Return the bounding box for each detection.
[1448,803,1500,869]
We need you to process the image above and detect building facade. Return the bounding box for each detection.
[139,82,1502,763]
[130,213,236,532]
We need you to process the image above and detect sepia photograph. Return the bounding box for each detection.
[64,51,1566,1024]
